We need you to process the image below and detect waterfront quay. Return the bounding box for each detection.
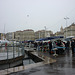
[0,48,75,75]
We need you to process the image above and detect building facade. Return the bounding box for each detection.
[35,30,53,40]
[55,23,75,38]
[14,29,35,41]
[0,33,5,40]
[6,32,15,41]
[23,29,35,41]
[64,23,75,38]
[55,26,64,36]
[15,31,23,41]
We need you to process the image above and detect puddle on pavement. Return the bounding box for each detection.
[23,59,35,65]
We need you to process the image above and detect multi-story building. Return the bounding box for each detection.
[0,33,5,40]
[14,29,35,41]
[35,30,53,40]
[55,26,64,36]
[35,30,44,40]
[64,23,75,38]
[55,23,75,38]
[6,32,15,41]
[23,29,35,41]
[15,31,23,41]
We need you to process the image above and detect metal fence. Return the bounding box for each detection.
[0,42,25,60]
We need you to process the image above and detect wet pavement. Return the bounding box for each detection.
[0,49,75,75]
[9,50,75,75]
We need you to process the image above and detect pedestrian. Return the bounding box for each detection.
[5,43,7,50]
[71,39,75,54]
[5,43,7,47]
[49,41,52,54]
[66,41,70,51]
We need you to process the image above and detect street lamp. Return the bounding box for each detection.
[71,25,72,36]
[64,17,69,38]
[44,26,46,38]
[39,31,40,39]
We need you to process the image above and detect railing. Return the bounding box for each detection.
[0,42,25,60]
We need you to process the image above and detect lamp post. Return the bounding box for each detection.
[64,17,69,38]
[39,31,40,39]
[44,26,46,38]
[71,25,72,36]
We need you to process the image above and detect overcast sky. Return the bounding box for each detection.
[0,0,75,33]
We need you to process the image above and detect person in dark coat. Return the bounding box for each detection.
[66,41,70,50]
[49,41,52,54]
[71,39,75,54]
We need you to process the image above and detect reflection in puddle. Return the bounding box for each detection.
[23,59,34,65]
